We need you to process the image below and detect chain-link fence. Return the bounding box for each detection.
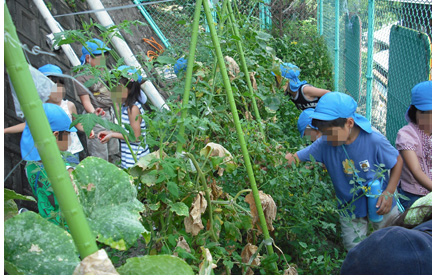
[319,0,432,144]
[141,0,431,143]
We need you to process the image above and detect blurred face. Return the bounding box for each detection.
[54,131,71,151]
[48,83,65,104]
[417,110,432,134]
[320,119,353,146]
[111,84,128,104]
[86,54,107,67]
[304,126,322,142]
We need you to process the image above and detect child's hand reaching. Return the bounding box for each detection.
[98,131,111,144]
[89,130,95,139]
[94,108,106,117]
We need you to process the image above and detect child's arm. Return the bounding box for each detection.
[4,122,26,134]
[78,95,105,116]
[127,105,143,141]
[68,101,94,138]
[303,86,330,99]
[376,154,403,215]
[400,150,432,191]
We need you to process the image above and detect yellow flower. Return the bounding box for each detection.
[289,193,294,197]
[291,41,298,45]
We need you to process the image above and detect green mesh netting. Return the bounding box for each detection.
[386,25,431,145]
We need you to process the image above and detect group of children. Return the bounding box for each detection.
[277,61,431,265]
[5,38,150,224]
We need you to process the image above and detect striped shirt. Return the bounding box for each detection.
[120,101,149,168]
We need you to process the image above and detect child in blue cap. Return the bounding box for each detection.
[396,81,432,209]
[20,103,78,226]
[297,108,321,142]
[285,92,403,251]
[5,64,94,164]
[74,38,120,163]
[272,62,330,111]
[98,66,149,169]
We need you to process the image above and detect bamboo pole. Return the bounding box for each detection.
[176,0,204,154]
[201,0,276,261]
[226,1,266,143]
[4,4,98,259]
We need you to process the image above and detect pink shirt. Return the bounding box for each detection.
[396,122,432,196]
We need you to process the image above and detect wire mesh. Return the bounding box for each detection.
[320,0,432,143]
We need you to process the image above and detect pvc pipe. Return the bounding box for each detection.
[334,0,340,91]
[133,0,170,48]
[365,0,375,121]
[176,0,203,154]
[33,0,81,66]
[5,3,98,259]
[86,0,168,110]
[202,0,276,260]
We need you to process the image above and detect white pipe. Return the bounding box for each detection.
[33,0,81,66]
[86,0,168,110]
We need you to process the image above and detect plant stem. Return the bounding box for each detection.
[185,153,218,242]
[5,4,98,258]
[202,0,276,266]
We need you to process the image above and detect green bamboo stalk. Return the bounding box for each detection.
[201,0,276,261]
[4,4,98,259]
[226,1,266,142]
[176,0,204,154]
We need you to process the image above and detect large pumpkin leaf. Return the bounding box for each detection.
[72,157,148,250]
[117,255,194,275]
[4,211,80,275]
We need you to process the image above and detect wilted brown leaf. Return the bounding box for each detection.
[173,236,191,257]
[200,143,235,176]
[73,249,118,275]
[184,191,207,236]
[224,56,240,81]
[284,264,298,275]
[241,243,260,275]
[245,191,277,234]
[249,72,257,90]
[199,247,217,275]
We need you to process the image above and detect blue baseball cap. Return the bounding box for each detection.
[411,80,432,111]
[174,57,187,75]
[38,64,63,76]
[310,92,372,133]
[20,103,77,161]
[271,63,307,92]
[117,65,143,83]
[297,108,317,137]
[80,38,111,65]
[341,220,432,275]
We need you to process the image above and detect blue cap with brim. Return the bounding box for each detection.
[310,92,372,133]
[38,64,63,76]
[271,62,307,92]
[174,57,187,75]
[80,38,111,65]
[297,108,317,137]
[117,65,143,83]
[411,81,432,111]
[20,103,77,161]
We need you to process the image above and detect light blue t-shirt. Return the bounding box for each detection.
[297,129,398,218]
